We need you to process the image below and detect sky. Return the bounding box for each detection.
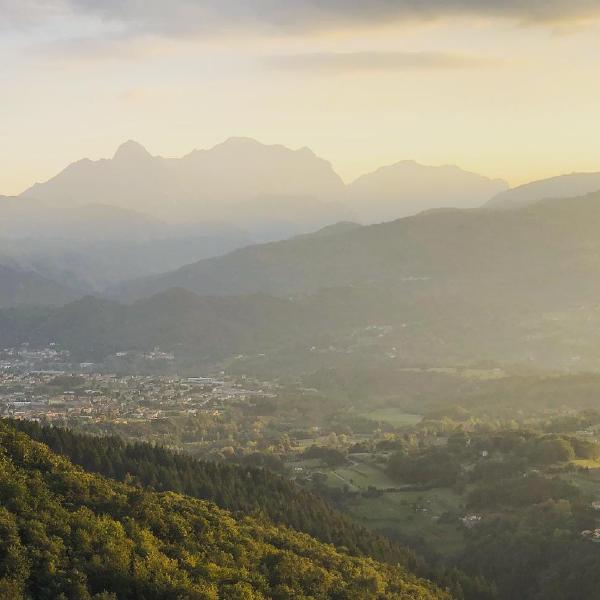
[2,0,600,195]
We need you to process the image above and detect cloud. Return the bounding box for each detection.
[0,0,62,28]
[30,33,176,63]
[3,0,600,36]
[265,51,500,72]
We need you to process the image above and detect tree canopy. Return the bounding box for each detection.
[0,422,449,599]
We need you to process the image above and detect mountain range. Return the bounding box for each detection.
[114,191,600,302]
[18,137,507,231]
[6,192,600,371]
[21,138,351,236]
[0,138,514,303]
[4,139,600,373]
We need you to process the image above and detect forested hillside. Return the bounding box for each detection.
[0,422,449,599]
[6,194,600,370]
[115,192,600,301]
[486,172,600,209]
[0,264,82,308]
[7,419,404,564]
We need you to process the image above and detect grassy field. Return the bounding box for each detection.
[290,450,467,557]
[293,434,372,451]
[571,459,600,469]
[345,487,466,557]
[324,457,397,491]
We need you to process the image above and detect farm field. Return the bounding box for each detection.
[345,486,467,557]
[325,456,397,490]
[288,450,468,557]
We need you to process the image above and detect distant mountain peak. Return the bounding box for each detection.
[347,160,508,223]
[298,146,316,156]
[221,136,262,147]
[371,160,502,180]
[213,137,319,158]
[208,137,275,154]
[113,140,152,162]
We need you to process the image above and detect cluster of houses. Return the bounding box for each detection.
[461,514,483,528]
[0,361,277,427]
[580,529,600,542]
[1,344,71,372]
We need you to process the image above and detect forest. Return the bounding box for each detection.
[0,422,449,600]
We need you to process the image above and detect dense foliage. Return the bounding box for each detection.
[459,501,597,600]
[0,423,450,599]
[6,419,410,566]
[387,448,461,487]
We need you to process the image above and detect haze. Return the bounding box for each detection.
[3,0,600,195]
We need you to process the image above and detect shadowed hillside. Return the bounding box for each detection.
[5,194,600,369]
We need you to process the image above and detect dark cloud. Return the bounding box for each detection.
[266,51,499,72]
[0,0,63,28]
[3,0,600,34]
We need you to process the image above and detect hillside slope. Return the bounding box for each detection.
[0,422,449,599]
[8,418,407,565]
[0,289,338,361]
[115,192,600,302]
[487,172,600,210]
[0,264,82,308]
[8,195,600,369]
[0,194,252,290]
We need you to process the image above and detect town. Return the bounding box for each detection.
[0,344,277,432]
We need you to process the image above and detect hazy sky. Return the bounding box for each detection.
[2,0,600,194]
